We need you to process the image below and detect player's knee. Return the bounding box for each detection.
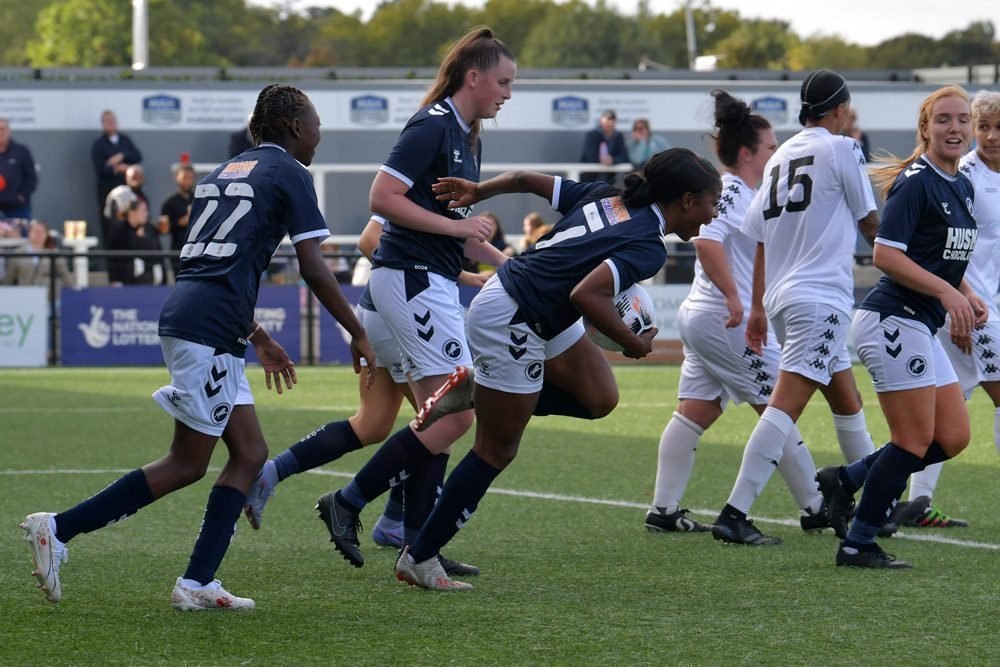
[478,440,520,469]
[586,390,619,419]
[350,417,393,446]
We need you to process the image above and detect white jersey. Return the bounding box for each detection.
[742,126,876,316]
[959,150,1000,317]
[684,173,757,313]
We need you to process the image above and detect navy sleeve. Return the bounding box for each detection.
[878,172,928,248]
[383,116,442,187]
[555,179,606,215]
[276,160,328,240]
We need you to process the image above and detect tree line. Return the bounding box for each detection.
[2,0,997,72]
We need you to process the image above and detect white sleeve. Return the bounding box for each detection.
[838,140,877,222]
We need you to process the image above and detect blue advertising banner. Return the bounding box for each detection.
[246,286,302,364]
[61,286,302,366]
[318,285,364,364]
[61,287,169,365]
[317,285,479,364]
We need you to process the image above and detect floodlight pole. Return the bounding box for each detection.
[132,0,148,71]
[684,0,697,70]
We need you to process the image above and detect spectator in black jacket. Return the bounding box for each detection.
[579,109,629,182]
[0,118,38,219]
[92,110,142,245]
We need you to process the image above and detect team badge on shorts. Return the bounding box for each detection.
[442,339,463,360]
[906,356,927,377]
[828,355,839,377]
[212,403,232,424]
[524,361,543,382]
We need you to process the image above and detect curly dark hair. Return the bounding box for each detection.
[249,84,311,146]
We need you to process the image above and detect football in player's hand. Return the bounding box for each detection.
[586,283,655,352]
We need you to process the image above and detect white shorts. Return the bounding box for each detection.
[852,309,957,392]
[771,302,852,385]
[358,305,407,384]
[936,315,1000,398]
[677,303,779,406]
[368,267,472,381]
[152,336,253,437]
[467,275,585,394]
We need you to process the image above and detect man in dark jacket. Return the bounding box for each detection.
[0,118,38,219]
[91,110,142,244]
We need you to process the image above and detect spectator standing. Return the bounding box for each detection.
[159,163,195,270]
[92,110,142,244]
[0,118,38,220]
[843,106,872,162]
[626,118,671,170]
[580,109,629,182]
[229,119,254,158]
[1,219,70,295]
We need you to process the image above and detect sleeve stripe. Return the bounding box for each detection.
[380,165,413,189]
[874,237,907,252]
[551,176,562,210]
[605,259,621,295]
[289,228,330,244]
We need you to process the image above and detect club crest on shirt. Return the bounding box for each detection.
[219,160,258,180]
[600,197,631,225]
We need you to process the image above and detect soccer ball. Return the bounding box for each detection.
[586,283,655,352]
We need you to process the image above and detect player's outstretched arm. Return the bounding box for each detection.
[295,237,376,385]
[369,170,490,241]
[433,171,556,210]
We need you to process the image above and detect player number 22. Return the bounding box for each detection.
[762,156,814,220]
[180,182,254,259]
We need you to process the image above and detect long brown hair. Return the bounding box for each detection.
[420,26,514,147]
[873,85,969,198]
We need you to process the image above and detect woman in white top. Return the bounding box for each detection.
[711,70,880,544]
[646,90,832,540]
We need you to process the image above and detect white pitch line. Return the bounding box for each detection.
[4,467,997,552]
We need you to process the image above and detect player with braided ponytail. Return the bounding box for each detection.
[391,148,722,590]
[20,84,374,610]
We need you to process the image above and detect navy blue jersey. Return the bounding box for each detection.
[372,97,482,281]
[860,155,976,333]
[499,178,668,339]
[159,144,330,355]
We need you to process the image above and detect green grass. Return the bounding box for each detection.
[1,366,997,666]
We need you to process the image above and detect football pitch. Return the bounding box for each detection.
[1,365,997,665]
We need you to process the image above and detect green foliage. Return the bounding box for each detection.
[0,366,998,665]
[9,0,1000,73]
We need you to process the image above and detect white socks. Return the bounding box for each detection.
[726,407,794,515]
[909,461,943,501]
[832,410,876,463]
[651,412,704,512]
[775,425,823,514]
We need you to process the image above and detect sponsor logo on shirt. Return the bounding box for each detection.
[600,196,631,225]
[943,227,977,261]
[219,160,258,180]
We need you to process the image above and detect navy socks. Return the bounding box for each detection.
[846,443,924,546]
[54,469,155,543]
[183,485,245,586]
[409,450,501,563]
[403,453,449,544]
[274,420,362,481]
[339,426,432,513]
